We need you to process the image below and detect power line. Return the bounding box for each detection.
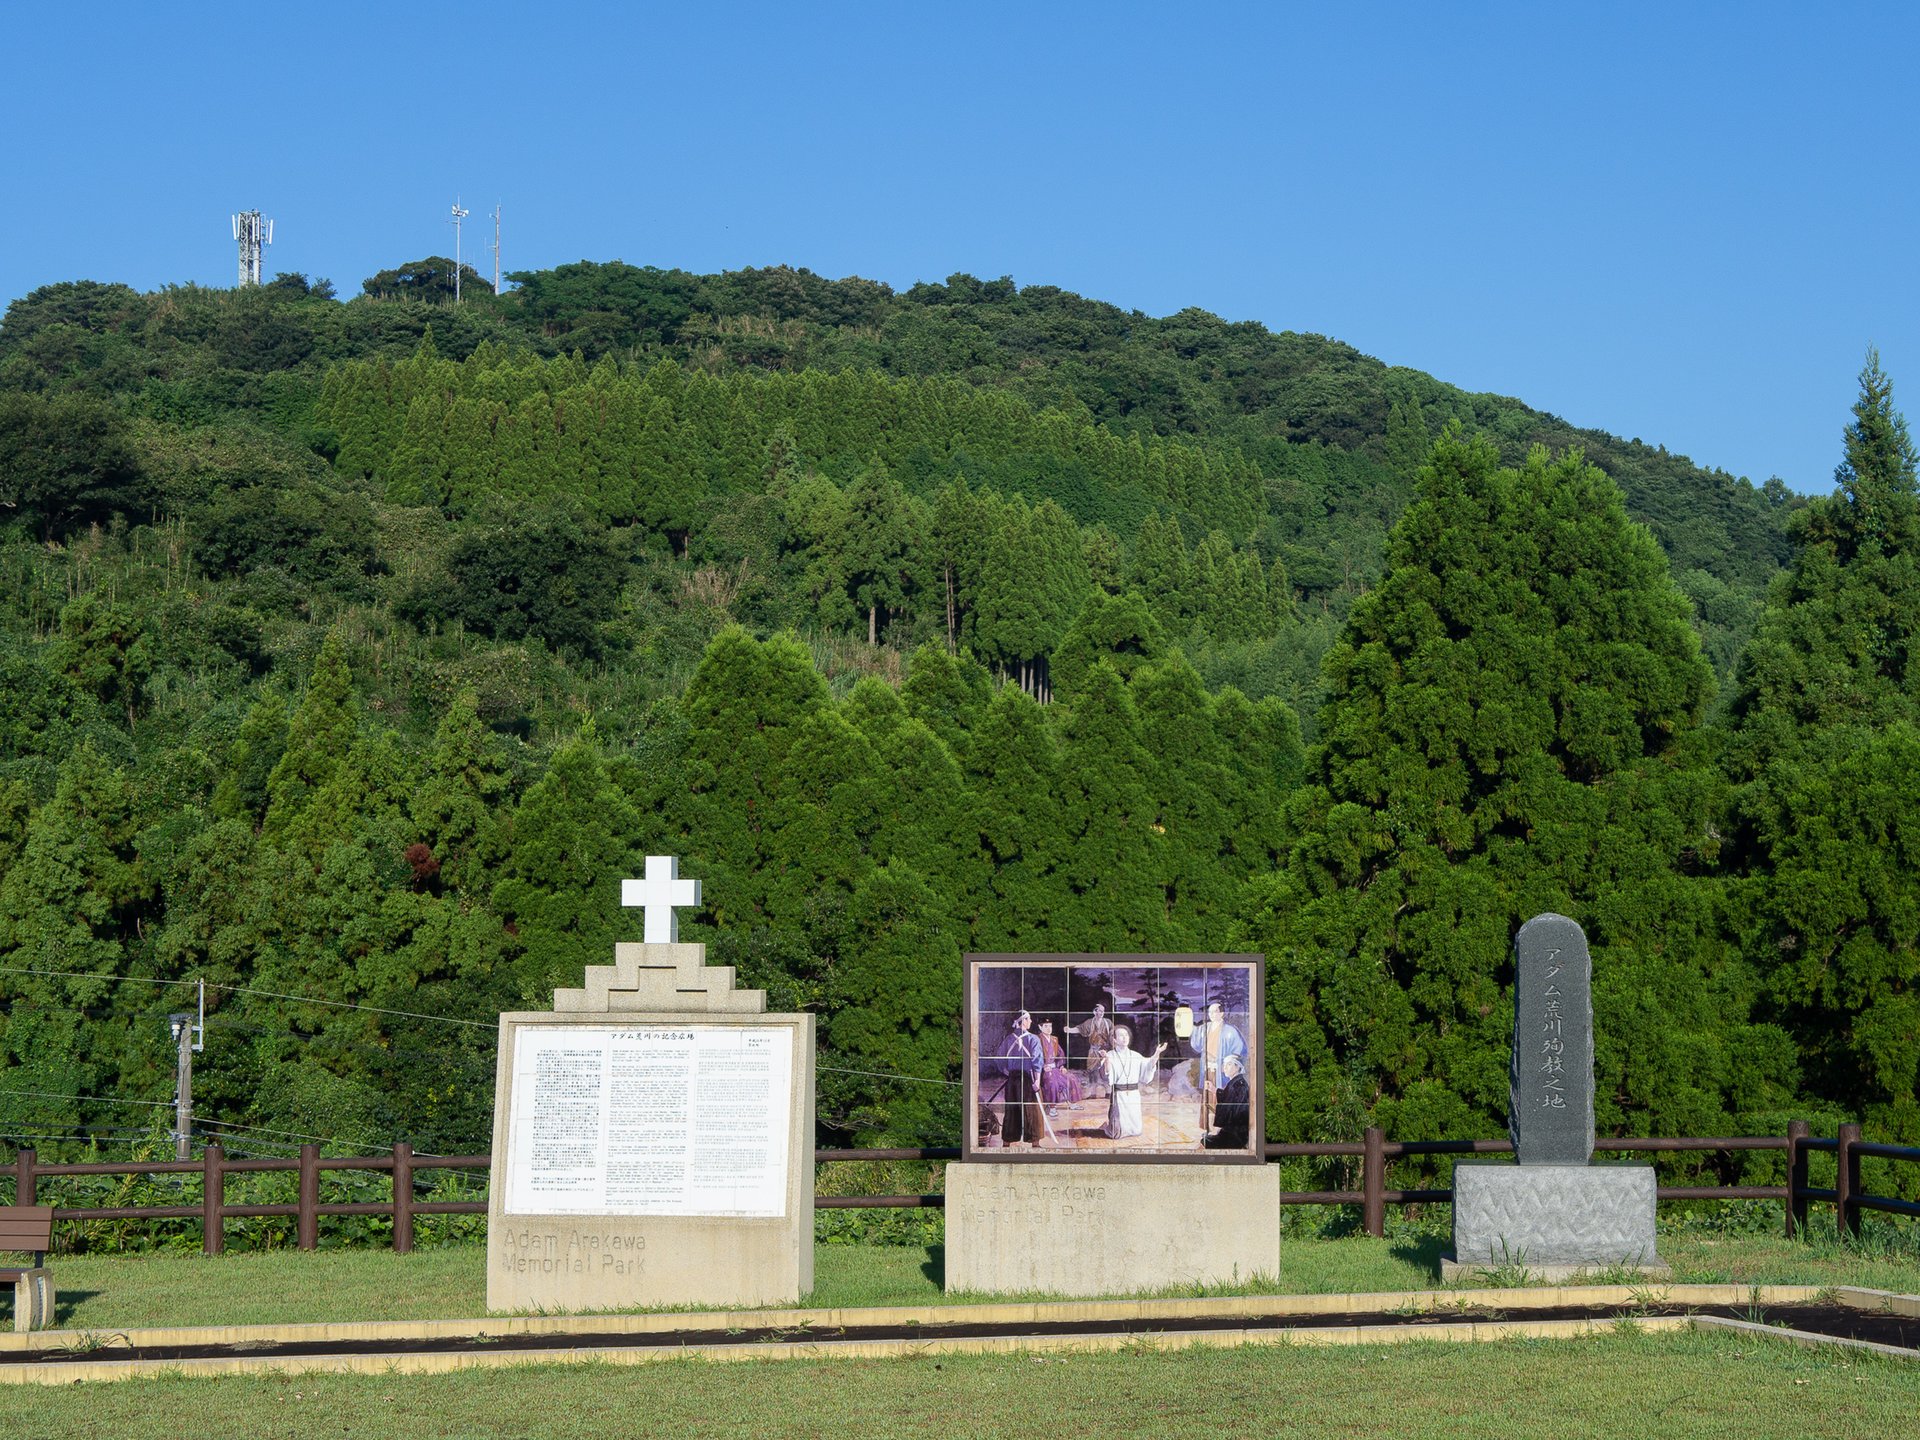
[1,1088,176,1112]
[819,1064,960,1088]
[1,971,960,1095]
[221,981,495,1031]
[0,1093,483,1166]
[0,965,496,1030]
[0,1128,155,1146]
[196,1115,396,1151]
[195,1117,486,1167]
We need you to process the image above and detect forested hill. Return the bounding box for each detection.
[0,261,1793,682]
[15,256,1900,1176]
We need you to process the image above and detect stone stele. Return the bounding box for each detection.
[1449,913,1664,1277]
[945,1162,1281,1297]
[486,941,814,1313]
[1509,911,1595,1165]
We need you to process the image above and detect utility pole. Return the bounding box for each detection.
[490,203,502,296]
[168,980,205,1160]
[449,199,470,303]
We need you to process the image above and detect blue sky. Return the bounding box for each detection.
[6,2,1915,493]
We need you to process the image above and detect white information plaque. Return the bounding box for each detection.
[504,1024,794,1218]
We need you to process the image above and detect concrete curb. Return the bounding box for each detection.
[0,1282,1826,1355]
[0,1314,1702,1386]
[1693,1314,1920,1362]
[1831,1286,1920,1318]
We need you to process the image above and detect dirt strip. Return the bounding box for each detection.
[7,1302,1914,1369]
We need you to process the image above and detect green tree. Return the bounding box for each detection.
[964,687,1067,949]
[47,593,151,727]
[1054,662,1165,949]
[842,462,916,644]
[403,508,627,657]
[665,629,830,925]
[0,742,151,1037]
[491,729,643,1002]
[824,865,961,1144]
[212,686,291,826]
[1240,431,1758,1145]
[410,690,511,892]
[261,631,361,850]
[975,498,1091,699]
[360,256,493,305]
[0,392,148,538]
[1727,354,1920,1139]
[1051,591,1165,703]
[900,642,992,758]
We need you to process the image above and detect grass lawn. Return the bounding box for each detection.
[0,1327,1915,1440]
[19,1224,1920,1332]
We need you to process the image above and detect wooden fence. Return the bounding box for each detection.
[4,1123,1916,1255]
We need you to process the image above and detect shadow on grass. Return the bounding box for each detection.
[1389,1235,1445,1279]
[46,1289,102,1325]
[920,1245,945,1290]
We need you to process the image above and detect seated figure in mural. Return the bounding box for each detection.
[1202,1052,1251,1150]
[1036,1018,1082,1113]
[1102,1024,1166,1140]
[1192,1000,1248,1133]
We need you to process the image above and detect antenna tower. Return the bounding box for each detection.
[231,210,273,287]
[490,203,502,295]
[449,199,470,302]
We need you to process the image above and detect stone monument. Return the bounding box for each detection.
[487,856,815,1312]
[1447,913,1667,1279]
[947,953,1281,1297]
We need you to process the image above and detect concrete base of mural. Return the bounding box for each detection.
[943,1162,1280,1297]
[1450,1161,1664,1273]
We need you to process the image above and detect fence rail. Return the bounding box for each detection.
[5,1121,1915,1253]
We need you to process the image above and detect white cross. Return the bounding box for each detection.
[621,855,702,943]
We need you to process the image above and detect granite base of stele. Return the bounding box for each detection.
[944,1162,1280,1297]
[1447,1161,1669,1280]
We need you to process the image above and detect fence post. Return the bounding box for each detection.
[14,1148,34,1209]
[1784,1119,1808,1239]
[297,1143,320,1250]
[202,1143,225,1256]
[392,1143,415,1255]
[1363,1126,1386,1238]
[1836,1122,1862,1240]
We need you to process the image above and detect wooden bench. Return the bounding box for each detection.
[0,1206,55,1332]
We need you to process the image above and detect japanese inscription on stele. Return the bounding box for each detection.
[1509,912,1596,1165]
[504,1024,793,1218]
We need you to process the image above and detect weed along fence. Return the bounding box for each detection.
[4,1126,1916,1254]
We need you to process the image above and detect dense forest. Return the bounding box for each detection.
[0,258,1910,1183]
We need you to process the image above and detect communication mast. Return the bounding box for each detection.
[231,210,273,287]
[449,199,470,302]
[490,203,502,295]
